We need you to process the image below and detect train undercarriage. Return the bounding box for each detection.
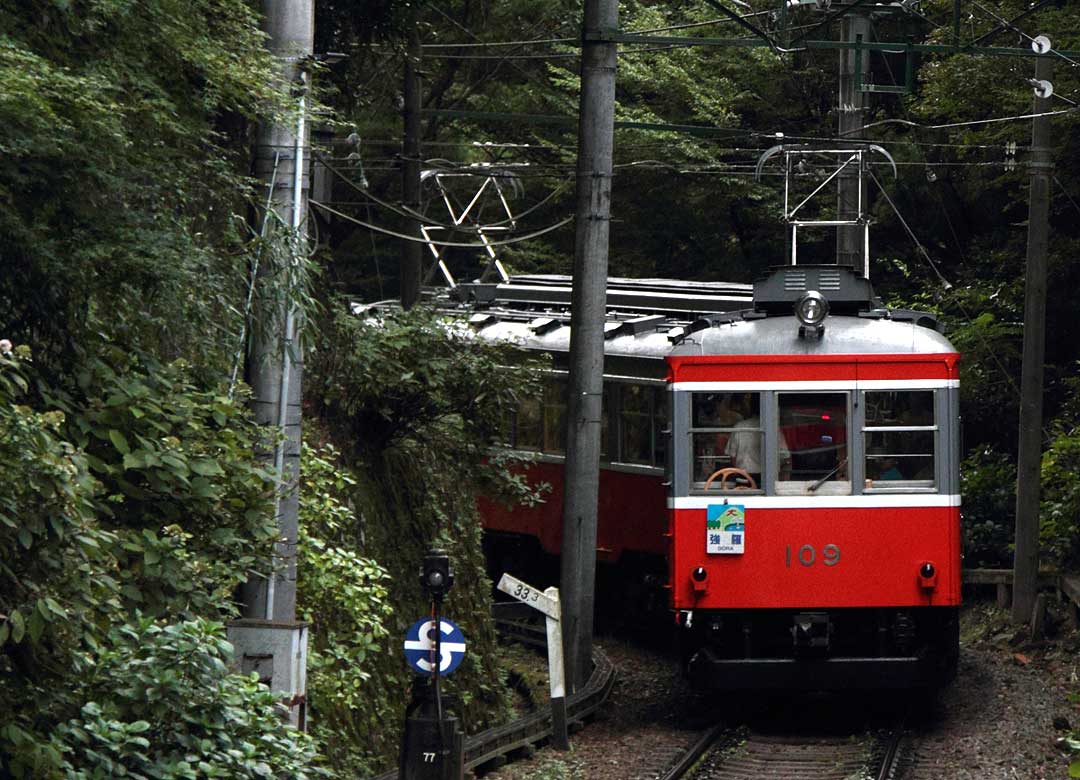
[679,606,959,690]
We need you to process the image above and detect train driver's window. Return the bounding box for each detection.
[863,390,936,491]
[691,392,762,492]
[775,392,850,496]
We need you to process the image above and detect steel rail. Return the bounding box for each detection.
[657,724,728,780]
[876,730,904,780]
[666,728,907,780]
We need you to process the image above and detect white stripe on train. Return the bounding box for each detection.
[670,494,961,510]
[670,379,959,391]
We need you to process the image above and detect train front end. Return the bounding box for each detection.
[667,266,961,690]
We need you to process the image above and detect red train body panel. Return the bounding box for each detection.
[479,462,667,561]
[669,505,961,609]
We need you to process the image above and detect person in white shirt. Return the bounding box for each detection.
[725,414,790,484]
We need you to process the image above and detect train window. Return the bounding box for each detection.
[515,396,542,451]
[619,384,654,465]
[653,390,668,467]
[600,383,611,460]
[615,384,666,467]
[498,408,515,447]
[775,392,850,495]
[863,390,936,490]
[542,378,567,454]
[691,392,762,491]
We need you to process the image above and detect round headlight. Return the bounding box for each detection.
[795,290,829,326]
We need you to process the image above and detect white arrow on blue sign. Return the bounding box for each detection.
[403,617,466,675]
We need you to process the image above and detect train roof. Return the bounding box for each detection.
[351,265,956,361]
[669,314,957,357]
[449,273,753,318]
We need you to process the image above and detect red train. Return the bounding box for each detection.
[455,265,960,689]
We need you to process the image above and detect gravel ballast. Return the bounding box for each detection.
[486,600,1079,780]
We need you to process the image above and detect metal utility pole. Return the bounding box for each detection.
[1012,51,1054,624]
[231,0,313,729]
[561,0,618,693]
[401,21,423,310]
[837,13,870,269]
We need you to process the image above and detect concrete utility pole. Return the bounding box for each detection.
[232,0,313,729]
[561,0,618,692]
[1012,52,1054,624]
[837,13,870,269]
[401,21,423,309]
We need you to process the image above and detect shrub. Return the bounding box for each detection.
[960,449,1016,568]
[303,308,547,773]
[298,443,394,776]
[51,617,328,780]
[0,347,319,779]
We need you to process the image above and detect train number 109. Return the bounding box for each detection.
[785,544,841,567]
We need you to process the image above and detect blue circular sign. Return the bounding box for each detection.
[403,617,466,676]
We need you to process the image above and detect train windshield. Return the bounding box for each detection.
[775,392,850,495]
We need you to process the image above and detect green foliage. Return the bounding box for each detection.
[0,345,115,674]
[305,308,545,773]
[960,449,1016,569]
[313,307,543,473]
[297,443,395,776]
[1039,376,1080,568]
[0,347,321,779]
[0,2,334,777]
[50,617,327,780]
[60,347,278,620]
[0,0,286,370]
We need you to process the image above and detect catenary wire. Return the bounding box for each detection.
[311,199,573,246]
[856,106,1080,133]
[314,150,573,228]
[970,0,1080,70]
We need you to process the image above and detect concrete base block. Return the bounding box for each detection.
[227,619,310,729]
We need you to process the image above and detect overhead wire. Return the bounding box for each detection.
[871,44,1040,405]
[314,149,574,228]
[424,3,582,120]
[857,106,1080,132]
[334,133,1010,152]
[867,167,1027,400]
[311,200,573,246]
[418,11,777,51]
[868,171,952,289]
[969,0,1080,70]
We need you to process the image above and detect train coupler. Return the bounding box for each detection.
[792,611,831,654]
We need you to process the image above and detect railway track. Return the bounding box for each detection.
[658,727,906,780]
[377,604,917,780]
